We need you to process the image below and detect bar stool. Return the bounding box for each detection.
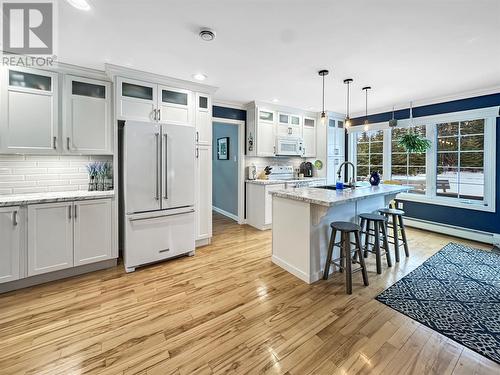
[378,208,410,262]
[359,213,392,274]
[323,221,369,294]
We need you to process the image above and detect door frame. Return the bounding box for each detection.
[212,117,245,224]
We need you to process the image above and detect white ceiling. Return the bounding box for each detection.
[58,0,500,114]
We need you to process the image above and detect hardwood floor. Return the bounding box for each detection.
[0,212,498,375]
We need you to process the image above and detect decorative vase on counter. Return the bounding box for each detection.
[369,171,381,186]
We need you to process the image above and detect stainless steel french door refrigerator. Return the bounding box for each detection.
[122,121,195,272]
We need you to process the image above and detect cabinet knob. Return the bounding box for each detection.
[12,211,18,226]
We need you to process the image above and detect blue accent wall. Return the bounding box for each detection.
[213,122,239,216]
[351,93,500,234]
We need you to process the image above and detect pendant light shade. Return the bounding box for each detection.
[318,70,329,124]
[362,86,371,131]
[343,78,353,128]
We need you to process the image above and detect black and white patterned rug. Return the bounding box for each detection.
[376,243,500,364]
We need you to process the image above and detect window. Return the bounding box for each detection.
[391,126,427,194]
[436,120,485,200]
[355,130,384,181]
[348,107,496,211]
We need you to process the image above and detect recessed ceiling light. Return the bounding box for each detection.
[66,0,91,11]
[272,98,279,103]
[192,73,207,81]
[199,28,216,42]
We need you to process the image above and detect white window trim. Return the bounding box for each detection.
[348,107,498,212]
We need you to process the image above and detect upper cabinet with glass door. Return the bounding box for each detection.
[117,77,158,122]
[0,67,59,154]
[157,85,192,126]
[277,112,301,137]
[302,117,316,157]
[195,93,212,145]
[117,77,194,126]
[64,75,112,154]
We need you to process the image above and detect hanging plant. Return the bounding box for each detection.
[398,133,431,153]
[397,101,431,154]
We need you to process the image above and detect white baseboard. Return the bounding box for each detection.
[404,217,497,245]
[212,206,239,222]
[271,255,313,284]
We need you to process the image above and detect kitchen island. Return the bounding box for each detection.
[270,184,410,283]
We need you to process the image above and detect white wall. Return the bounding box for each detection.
[0,155,112,195]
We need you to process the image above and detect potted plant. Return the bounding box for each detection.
[398,132,431,154]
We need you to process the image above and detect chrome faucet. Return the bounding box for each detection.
[336,161,356,188]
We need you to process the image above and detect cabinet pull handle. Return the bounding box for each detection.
[53,136,57,150]
[164,133,168,200]
[159,248,170,253]
[195,147,199,159]
[196,131,199,143]
[12,211,18,226]
[74,205,77,220]
[155,133,160,200]
[153,108,157,121]
[68,205,72,220]
[67,137,70,150]
[158,109,161,121]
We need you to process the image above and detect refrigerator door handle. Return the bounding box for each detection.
[155,133,160,200]
[164,133,168,200]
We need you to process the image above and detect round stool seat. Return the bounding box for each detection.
[359,213,387,222]
[378,208,405,216]
[330,221,361,232]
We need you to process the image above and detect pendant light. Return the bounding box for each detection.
[343,78,353,128]
[362,86,371,131]
[318,70,329,124]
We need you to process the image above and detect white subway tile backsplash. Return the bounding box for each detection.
[48,185,79,192]
[0,155,112,195]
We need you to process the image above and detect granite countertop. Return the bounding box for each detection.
[269,184,411,207]
[0,190,115,207]
[246,177,326,185]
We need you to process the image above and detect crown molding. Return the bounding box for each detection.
[104,63,218,94]
[350,85,500,118]
[212,100,247,110]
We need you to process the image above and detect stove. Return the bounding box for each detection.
[267,165,294,180]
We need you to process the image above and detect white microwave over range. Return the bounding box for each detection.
[275,136,303,156]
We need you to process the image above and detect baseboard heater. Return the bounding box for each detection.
[404,217,500,247]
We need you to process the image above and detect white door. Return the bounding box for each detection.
[195,145,212,240]
[74,199,112,266]
[303,117,316,157]
[124,121,162,214]
[65,75,112,154]
[161,124,196,209]
[257,109,275,156]
[117,77,157,122]
[28,202,73,276]
[0,207,20,283]
[0,68,58,153]
[157,85,192,126]
[195,93,212,145]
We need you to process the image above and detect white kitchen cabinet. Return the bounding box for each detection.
[277,113,301,138]
[195,93,212,145]
[255,108,276,156]
[246,182,285,230]
[64,75,112,154]
[303,117,316,157]
[117,77,157,122]
[74,199,112,266]
[158,85,192,126]
[0,67,58,153]
[28,202,74,276]
[195,145,212,242]
[0,207,21,283]
[327,157,345,185]
[117,77,195,126]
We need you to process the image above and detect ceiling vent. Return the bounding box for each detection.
[199,28,216,42]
